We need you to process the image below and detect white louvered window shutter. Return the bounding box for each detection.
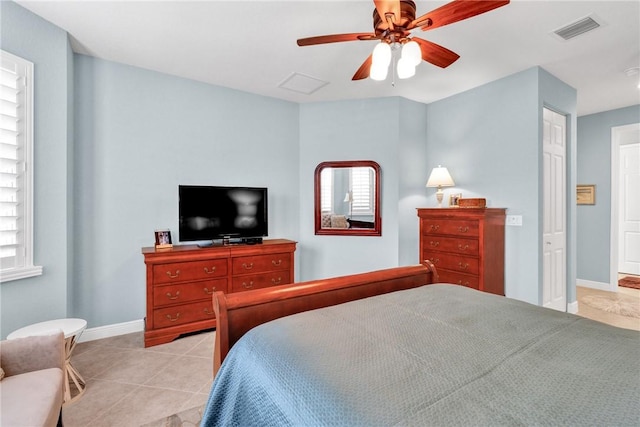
[320,167,333,213]
[350,167,374,216]
[1,50,41,282]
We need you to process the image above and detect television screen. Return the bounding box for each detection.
[179,185,268,243]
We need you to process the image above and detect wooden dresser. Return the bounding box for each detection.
[142,239,296,347]
[417,208,505,295]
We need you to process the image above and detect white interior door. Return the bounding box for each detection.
[618,142,640,275]
[542,108,567,311]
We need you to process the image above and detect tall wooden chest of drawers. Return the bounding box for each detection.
[417,208,505,295]
[142,239,296,347]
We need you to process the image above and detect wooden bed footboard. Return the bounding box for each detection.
[213,262,438,376]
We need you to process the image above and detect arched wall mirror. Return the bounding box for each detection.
[314,160,381,236]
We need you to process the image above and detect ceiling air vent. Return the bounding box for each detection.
[553,16,601,40]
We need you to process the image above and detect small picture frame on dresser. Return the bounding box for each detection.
[154,229,173,249]
[449,193,462,207]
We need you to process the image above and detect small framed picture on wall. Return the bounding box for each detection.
[576,185,596,205]
[154,229,173,249]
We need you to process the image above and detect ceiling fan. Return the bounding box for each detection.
[297,0,510,81]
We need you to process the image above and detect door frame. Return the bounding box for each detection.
[610,122,640,291]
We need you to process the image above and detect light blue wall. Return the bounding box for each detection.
[398,98,429,266]
[0,1,73,338]
[298,98,404,280]
[425,67,577,305]
[72,55,300,327]
[577,105,640,283]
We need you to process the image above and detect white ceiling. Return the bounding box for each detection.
[15,0,640,116]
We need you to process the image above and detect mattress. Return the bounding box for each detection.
[202,284,640,426]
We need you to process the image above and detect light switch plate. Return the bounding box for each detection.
[506,215,523,226]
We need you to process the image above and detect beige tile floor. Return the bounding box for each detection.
[62,330,215,427]
[62,284,639,426]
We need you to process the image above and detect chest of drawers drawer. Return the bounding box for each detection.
[232,252,291,275]
[153,258,228,284]
[231,270,290,292]
[421,219,479,237]
[423,252,480,275]
[153,300,216,329]
[422,236,479,256]
[437,270,480,290]
[152,278,227,308]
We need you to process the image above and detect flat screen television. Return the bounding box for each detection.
[179,185,268,244]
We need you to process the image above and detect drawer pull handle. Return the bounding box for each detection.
[271,277,282,285]
[243,281,254,289]
[429,241,440,247]
[165,313,180,322]
[458,262,469,270]
[458,226,469,233]
[272,259,282,266]
[458,244,469,251]
[203,266,216,274]
[203,287,216,295]
[242,262,254,270]
[457,280,470,286]
[166,270,180,279]
[429,258,440,264]
[204,308,215,316]
[165,291,180,300]
[429,224,440,231]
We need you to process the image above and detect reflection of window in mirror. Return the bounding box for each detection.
[314,161,381,236]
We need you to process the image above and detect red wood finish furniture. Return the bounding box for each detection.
[142,239,296,347]
[212,262,438,375]
[417,208,505,295]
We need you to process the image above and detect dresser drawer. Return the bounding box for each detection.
[232,253,291,275]
[231,270,291,292]
[423,252,479,275]
[438,270,480,290]
[421,219,479,237]
[422,236,479,256]
[153,278,227,308]
[153,300,216,329]
[153,258,228,284]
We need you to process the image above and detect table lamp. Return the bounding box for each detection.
[426,166,455,208]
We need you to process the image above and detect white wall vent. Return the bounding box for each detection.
[553,16,601,40]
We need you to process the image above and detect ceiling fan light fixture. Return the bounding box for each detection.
[372,42,391,66]
[401,40,421,67]
[370,62,389,81]
[397,57,415,79]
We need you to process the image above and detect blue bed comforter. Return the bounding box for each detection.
[202,284,640,426]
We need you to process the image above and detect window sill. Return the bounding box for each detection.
[1,266,43,283]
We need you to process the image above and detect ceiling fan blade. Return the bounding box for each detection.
[374,0,402,29]
[352,55,373,80]
[297,33,378,46]
[413,37,460,68]
[410,0,510,31]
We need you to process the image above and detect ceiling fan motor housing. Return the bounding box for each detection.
[373,0,416,42]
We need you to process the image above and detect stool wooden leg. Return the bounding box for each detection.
[62,334,86,405]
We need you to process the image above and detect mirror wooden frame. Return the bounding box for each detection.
[314,160,382,236]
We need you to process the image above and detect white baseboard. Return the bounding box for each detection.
[78,319,144,343]
[567,300,579,314]
[576,278,612,292]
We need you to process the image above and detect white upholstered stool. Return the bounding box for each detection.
[8,318,87,404]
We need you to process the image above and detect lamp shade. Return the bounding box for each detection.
[426,166,455,188]
[401,40,422,66]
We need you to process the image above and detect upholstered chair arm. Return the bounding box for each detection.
[0,331,65,377]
